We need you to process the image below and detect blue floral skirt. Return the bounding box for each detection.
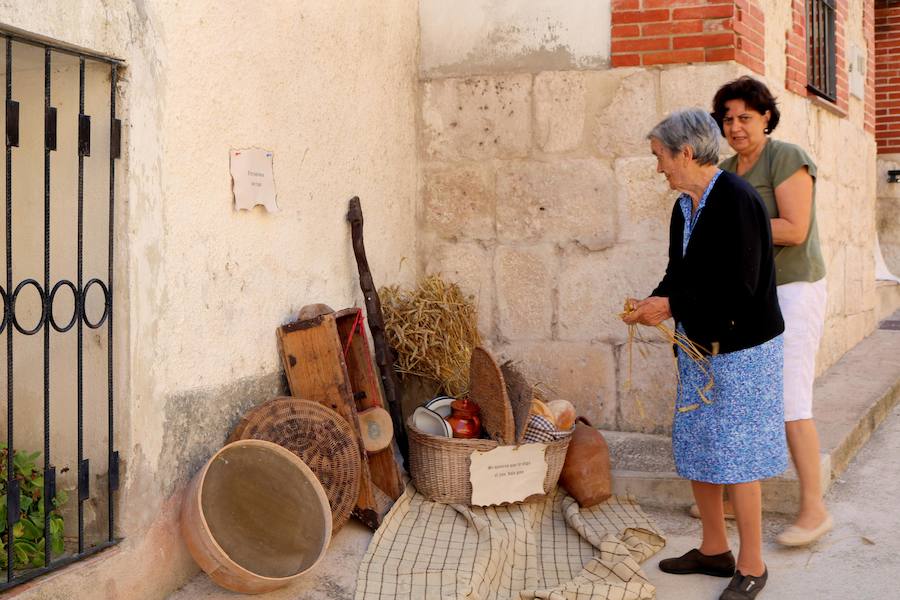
[672,334,788,484]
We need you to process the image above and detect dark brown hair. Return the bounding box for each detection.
[711,76,780,135]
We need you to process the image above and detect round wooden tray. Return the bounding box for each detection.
[228,397,361,534]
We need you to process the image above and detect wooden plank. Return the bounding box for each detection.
[279,314,351,415]
[277,313,391,528]
[335,308,404,500]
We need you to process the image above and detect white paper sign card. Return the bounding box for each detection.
[468,444,548,506]
[230,148,279,213]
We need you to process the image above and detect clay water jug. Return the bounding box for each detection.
[559,417,612,508]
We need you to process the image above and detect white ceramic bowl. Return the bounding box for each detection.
[425,396,455,418]
[412,406,452,437]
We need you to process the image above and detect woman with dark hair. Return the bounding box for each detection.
[709,76,831,548]
[624,108,786,600]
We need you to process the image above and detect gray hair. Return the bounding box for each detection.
[647,108,721,166]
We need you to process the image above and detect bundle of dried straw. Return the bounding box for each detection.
[379,275,481,397]
[620,300,714,415]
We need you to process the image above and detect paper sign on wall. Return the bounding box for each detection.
[468,444,548,506]
[230,148,279,213]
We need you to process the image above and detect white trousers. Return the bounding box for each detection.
[777,278,827,421]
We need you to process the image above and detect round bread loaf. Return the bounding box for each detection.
[548,399,576,432]
[529,399,556,426]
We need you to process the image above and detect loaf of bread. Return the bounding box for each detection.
[547,399,576,431]
[529,399,556,426]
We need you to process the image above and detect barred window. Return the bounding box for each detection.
[807,0,837,102]
[1,27,121,592]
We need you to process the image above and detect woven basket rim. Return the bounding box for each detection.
[406,416,498,448]
[406,416,572,448]
[406,415,572,506]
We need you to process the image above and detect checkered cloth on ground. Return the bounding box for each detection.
[355,484,665,600]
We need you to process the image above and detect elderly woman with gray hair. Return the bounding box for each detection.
[622,108,786,600]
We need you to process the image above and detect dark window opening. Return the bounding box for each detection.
[807,0,838,102]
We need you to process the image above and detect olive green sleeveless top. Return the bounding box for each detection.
[720,138,825,285]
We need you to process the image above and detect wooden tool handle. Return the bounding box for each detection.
[347,196,409,464]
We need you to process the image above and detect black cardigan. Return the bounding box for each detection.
[651,171,784,355]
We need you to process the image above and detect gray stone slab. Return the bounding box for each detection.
[649,403,900,600]
[603,319,900,513]
[168,521,371,600]
[813,322,900,476]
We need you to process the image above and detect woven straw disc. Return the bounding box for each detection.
[228,397,361,534]
[468,346,515,444]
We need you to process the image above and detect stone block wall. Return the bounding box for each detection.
[419,59,878,435]
[419,62,753,434]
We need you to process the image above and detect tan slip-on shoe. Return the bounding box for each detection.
[776,514,834,547]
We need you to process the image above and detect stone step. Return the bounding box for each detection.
[602,311,900,514]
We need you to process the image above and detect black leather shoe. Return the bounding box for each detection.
[719,568,768,599]
[658,548,736,577]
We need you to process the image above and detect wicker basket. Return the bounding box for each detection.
[407,417,571,505]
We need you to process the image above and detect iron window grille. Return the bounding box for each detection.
[806,0,838,102]
[1,27,122,591]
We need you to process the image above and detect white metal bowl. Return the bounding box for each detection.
[425,396,455,418]
[412,406,452,437]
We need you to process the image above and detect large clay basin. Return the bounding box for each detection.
[180,439,332,594]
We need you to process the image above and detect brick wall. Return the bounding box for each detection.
[836,0,850,112]
[733,0,766,74]
[876,2,900,152]
[866,0,877,133]
[785,0,808,95]
[610,0,765,73]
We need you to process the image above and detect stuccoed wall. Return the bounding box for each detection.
[1,1,419,598]
[419,0,878,435]
[419,0,611,78]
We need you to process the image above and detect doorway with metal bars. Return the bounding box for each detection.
[0,28,121,591]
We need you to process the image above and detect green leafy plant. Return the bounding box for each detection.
[0,444,68,569]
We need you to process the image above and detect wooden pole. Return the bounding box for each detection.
[347,196,409,464]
